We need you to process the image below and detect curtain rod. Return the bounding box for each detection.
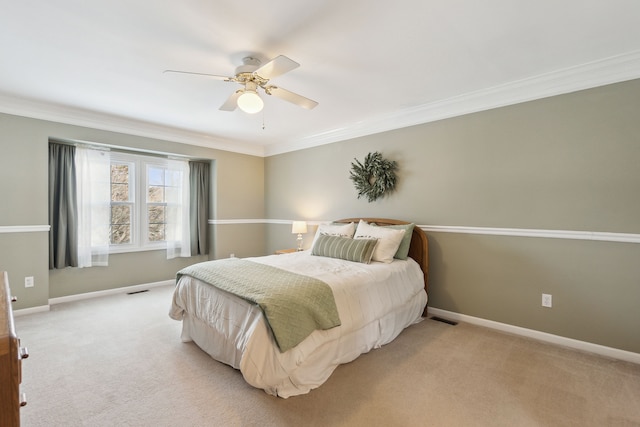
[49,137,212,163]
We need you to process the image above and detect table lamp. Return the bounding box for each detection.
[291,221,308,251]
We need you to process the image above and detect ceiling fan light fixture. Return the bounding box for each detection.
[237,89,264,114]
[166,54,317,113]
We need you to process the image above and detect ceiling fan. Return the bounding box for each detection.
[164,55,318,114]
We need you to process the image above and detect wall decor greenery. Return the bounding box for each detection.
[349,151,398,202]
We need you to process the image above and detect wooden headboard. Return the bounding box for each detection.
[333,218,429,299]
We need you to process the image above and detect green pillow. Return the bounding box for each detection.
[311,234,377,264]
[374,223,415,260]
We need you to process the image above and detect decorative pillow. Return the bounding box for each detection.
[311,222,356,247]
[353,220,406,263]
[372,223,415,260]
[311,234,377,264]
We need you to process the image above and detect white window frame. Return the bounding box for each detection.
[109,156,138,252]
[108,152,186,254]
[143,159,176,249]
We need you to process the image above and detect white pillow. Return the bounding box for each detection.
[311,222,356,247]
[353,220,405,263]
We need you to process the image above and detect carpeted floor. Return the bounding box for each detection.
[15,285,640,427]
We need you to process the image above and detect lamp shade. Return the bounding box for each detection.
[237,90,264,114]
[291,221,308,234]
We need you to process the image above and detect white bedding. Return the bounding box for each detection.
[170,250,427,398]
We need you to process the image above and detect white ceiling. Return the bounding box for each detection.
[2,1,640,156]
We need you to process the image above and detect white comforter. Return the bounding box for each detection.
[170,250,427,398]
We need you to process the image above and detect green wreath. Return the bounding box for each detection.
[349,152,398,202]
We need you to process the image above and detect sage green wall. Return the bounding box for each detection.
[0,112,265,309]
[214,223,266,259]
[0,232,49,309]
[264,79,640,353]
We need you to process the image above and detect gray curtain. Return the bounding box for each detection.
[49,142,79,269]
[189,161,210,255]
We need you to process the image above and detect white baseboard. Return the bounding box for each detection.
[17,283,639,364]
[48,280,174,305]
[14,280,174,316]
[428,307,640,365]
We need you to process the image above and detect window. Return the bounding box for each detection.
[50,142,199,269]
[109,152,190,256]
[147,165,167,242]
[110,161,134,245]
[147,164,185,244]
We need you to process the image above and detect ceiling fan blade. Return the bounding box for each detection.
[266,86,318,110]
[254,55,300,80]
[163,70,231,81]
[219,90,241,111]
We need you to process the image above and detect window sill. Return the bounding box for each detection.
[105,245,168,255]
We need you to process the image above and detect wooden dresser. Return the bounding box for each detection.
[1,271,27,427]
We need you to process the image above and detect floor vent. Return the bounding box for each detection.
[126,289,149,295]
[430,316,458,326]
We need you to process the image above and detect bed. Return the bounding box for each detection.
[169,218,429,398]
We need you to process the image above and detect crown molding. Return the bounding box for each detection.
[265,50,640,156]
[0,95,265,157]
[2,51,639,158]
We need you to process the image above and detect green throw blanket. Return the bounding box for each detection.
[177,258,341,352]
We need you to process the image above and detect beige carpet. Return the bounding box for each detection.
[15,285,640,427]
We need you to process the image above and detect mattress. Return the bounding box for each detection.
[170,250,427,397]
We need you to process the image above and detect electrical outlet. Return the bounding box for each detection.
[25,276,34,288]
[230,253,235,258]
[542,293,552,308]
